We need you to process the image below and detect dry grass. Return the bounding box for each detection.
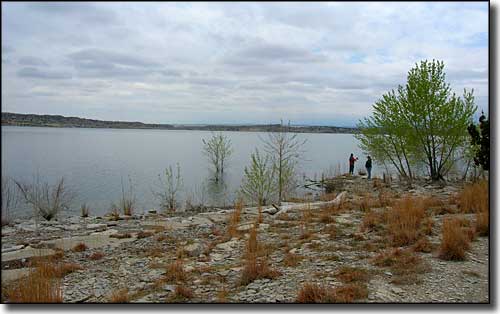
[372,248,430,284]
[217,286,228,303]
[296,283,334,303]
[438,218,471,261]
[377,189,394,207]
[335,266,369,283]
[227,201,243,238]
[89,251,105,260]
[239,256,281,286]
[387,196,426,246]
[411,237,434,253]
[5,261,63,303]
[245,224,259,257]
[71,242,88,252]
[167,285,194,302]
[164,260,187,283]
[458,180,488,213]
[257,206,263,224]
[283,252,303,267]
[476,211,489,237]
[109,288,129,303]
[296,282,367,303]
[360,210,385,232]
[110,233,132,239]
[137,231,154,239]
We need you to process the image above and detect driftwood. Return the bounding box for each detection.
[262,191,347,216]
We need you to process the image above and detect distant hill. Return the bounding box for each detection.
[1,112,358,134]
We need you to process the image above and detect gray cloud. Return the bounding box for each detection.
[1,2,489,125]
[17,67,72,79]
[18,56,48,66]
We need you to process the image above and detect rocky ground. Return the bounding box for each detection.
[1,176,489,303]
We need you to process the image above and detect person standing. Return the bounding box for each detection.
[365,156,372,179]
[349,153,358,175]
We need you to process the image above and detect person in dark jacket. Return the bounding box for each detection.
[365,156,372,179]
[349,153,358,175]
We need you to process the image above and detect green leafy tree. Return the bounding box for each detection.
[356,60,476,181]
[202,132,233,182]
[240,149,276,206]
[467,112,489,171]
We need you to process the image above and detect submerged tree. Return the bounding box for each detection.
[240,149,276,206]
[2,176,19,225]
[261,120,306,203]
[202,133,233,182]
[14,175,74,222]
[153,164,183,212]
[356,60,476,181]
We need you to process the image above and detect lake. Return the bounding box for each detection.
[1,126,375,218]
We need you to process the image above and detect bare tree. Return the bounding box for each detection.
[261,120,306,204]
[153,164,183,212]
[2,176,19,226]
[14,175,74,222]
[241,149,276,206]
[202,132,233,182]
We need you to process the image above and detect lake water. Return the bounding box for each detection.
[2,126,376,218]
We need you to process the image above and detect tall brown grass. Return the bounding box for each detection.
[476,211,489,237]
[296,282,367,303]
[6,261,63,303]
[438,218,471,261]
[227,200,243,238]
[109,288,130,303]
[165,260,187,283]
[387,196,426,246]
[459,180,488,213]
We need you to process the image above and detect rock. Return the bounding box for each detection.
[237,224,254,232]
[62,224,81,231]
[2,247,56,262]
[2,245,25,253]
[184,242,203,257]
[391,287,404,294]
[86,223,107,231]
[164,284,176,292]
[215,239,239,251]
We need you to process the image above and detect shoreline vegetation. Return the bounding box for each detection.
[1,112,358,134]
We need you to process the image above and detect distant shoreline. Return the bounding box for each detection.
[1,112,359,134]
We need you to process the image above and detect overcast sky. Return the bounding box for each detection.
[1,2,488,126]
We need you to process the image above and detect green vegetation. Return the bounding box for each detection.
[356,60,476,181]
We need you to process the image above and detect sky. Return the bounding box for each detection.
[1,2,489,127]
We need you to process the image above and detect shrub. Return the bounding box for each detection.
[296,283,334,303]
[109,289,129,303]
[165,260,187,283]
[239,256,281,286]
[476,211,489,237]
[80,203,90,218]
[136,231,153,239]
[71,243,88,252]
[5,261,63,303]
[387,196,426,246]
[459,180,488,213]
[335,267,369,283]
[438,218,471,260]
[89,252,105,260]
[283,252,303,267]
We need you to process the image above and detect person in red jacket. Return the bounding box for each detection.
[349,153,358,175]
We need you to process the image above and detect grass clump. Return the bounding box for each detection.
[458,180,488,213]
[387,196,426,246]
[438,218,471,261]
[71,243,88,252]
[109,288,129,303]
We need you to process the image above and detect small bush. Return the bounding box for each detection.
[458,180,488,213]
[296,283,334,303]
[71,243,88,252]
[137,231,154,239]
[80,203,90,218]
[283,252,303,267]
[387,196,426,246]
[109,288,129,303]
[335,266,369,283]
[165,260,187,283]
[5,261,63,303]
[438,218,471,260]
[89,252,105,260]
[239,256,281,286]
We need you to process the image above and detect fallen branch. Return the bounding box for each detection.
[263,191,347,216]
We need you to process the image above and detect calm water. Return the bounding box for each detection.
[2,126,375,217]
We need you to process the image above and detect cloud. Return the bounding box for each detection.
[18,56,48,66]
[1,2,489,125]
[17,67,72,79]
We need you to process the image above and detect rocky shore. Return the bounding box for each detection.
[1,176,489,303]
